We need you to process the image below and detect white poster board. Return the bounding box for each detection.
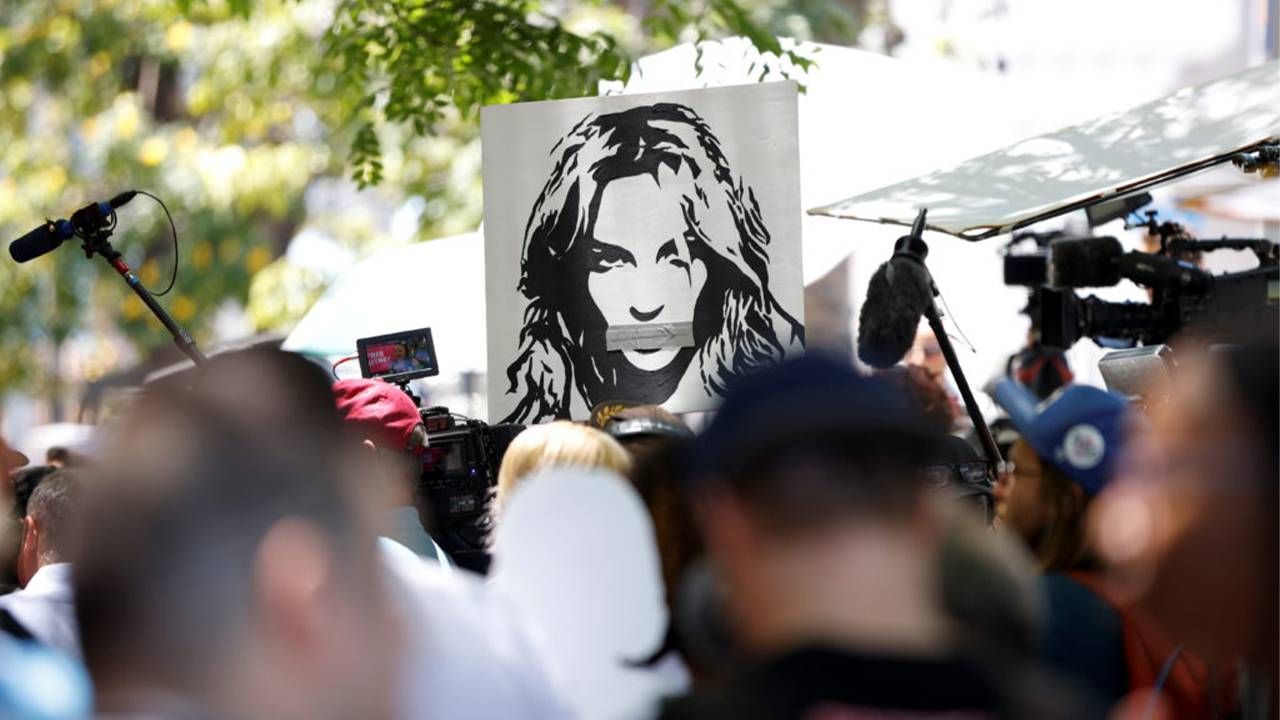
[483,82,805,423]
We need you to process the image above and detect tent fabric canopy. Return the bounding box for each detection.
[808,60,1280,239]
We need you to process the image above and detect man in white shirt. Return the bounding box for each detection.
[0,470,80,658]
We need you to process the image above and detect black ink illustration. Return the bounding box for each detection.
[501,103,804,423]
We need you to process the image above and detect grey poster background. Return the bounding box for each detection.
[482,82,804,422]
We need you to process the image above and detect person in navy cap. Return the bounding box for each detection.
[660,354,1092,720]
[993,379,1216,716]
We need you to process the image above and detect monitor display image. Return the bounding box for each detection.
[357,327,440,383]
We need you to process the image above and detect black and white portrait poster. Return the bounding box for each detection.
[482,82,805,423]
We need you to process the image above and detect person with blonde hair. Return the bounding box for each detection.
[496,421,632,502]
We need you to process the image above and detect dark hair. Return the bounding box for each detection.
[73,350,372,696]
[626,436,699,620]
[26,470,79,563]
[10,464,57,518]
[1028,457,1096,572]
[502,103,803,422]
[45,446,72,466]
[726,430,927,536]
[877,364,957,434]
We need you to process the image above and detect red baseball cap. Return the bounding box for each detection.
[332,379,423,452]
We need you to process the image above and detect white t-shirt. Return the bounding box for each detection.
[379,539,574,720]
[0,562,80,660]
[489,469,688,720]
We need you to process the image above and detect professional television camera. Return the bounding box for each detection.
[416,407,524,573]
[1001,192,1156,290]
[356,327,524,573]
[1000,191,1278,351]
[1038,211,1278,350]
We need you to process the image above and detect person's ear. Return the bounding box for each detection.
[17,516,39,586]
[253,518,334,657]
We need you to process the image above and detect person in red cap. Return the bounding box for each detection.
[332,379,452,569]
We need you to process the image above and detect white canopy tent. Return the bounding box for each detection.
[808,60,1280,238]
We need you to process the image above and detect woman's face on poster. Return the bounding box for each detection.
[586,171,708,372]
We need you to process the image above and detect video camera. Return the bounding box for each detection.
[357,327,524,573]
[1002,194,1279,350]
[415,407,524,573]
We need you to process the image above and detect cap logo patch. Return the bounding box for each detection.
[1062,424,1106,469]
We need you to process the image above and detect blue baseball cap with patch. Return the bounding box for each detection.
[993,379,1130,496]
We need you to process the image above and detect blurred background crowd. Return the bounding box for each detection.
[0,1,1277,719]
[0,332,1275,719]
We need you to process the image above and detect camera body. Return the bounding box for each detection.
[1000,206,1278,349]
[355,326,524,573]
[1039,255,1277,349]
[416,406,524,573]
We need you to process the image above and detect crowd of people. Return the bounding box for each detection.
[0,326,1274,720]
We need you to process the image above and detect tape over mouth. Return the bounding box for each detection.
[604,322,695,352]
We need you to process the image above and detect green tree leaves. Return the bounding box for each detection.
[0,0,839,408]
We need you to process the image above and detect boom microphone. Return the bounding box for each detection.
[9,191,139,263]
[9,219,75,264]
[858,211,934,369]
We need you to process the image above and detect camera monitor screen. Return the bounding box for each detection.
[357,327,440,383]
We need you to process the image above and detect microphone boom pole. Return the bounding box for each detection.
[87,214,207,366]
[12,195,207,366]
[106,249,207,366]
[905,210,1004,473]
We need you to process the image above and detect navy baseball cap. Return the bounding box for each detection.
[994,379,1130,496]
[691,353,938,482]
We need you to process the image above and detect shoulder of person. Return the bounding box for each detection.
[1040,573,1124,631]
[378,539,573,718]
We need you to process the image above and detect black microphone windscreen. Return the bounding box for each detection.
[9,221,66,264]
[858,256,933,369]
[1050,236,1122,288]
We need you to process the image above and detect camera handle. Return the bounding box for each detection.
[80,225,207,366]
